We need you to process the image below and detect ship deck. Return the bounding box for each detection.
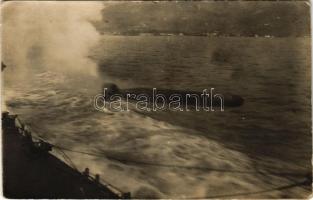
[2,115,129,199]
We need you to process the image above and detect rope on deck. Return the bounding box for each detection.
[53,143,308,176]
[6,113,312,198]
[35,133,312,198]
[13,114,309,178]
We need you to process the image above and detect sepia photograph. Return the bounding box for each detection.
[1,0,312,199]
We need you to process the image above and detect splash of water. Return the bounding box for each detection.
[2,1,109,113]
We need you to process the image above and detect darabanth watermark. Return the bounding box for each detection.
[94,87,225,112]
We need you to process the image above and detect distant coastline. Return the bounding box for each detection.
[98,32,310,38]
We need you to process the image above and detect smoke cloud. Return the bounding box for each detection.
[2,1,103,77]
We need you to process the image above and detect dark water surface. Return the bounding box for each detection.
[94,36,311,170]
